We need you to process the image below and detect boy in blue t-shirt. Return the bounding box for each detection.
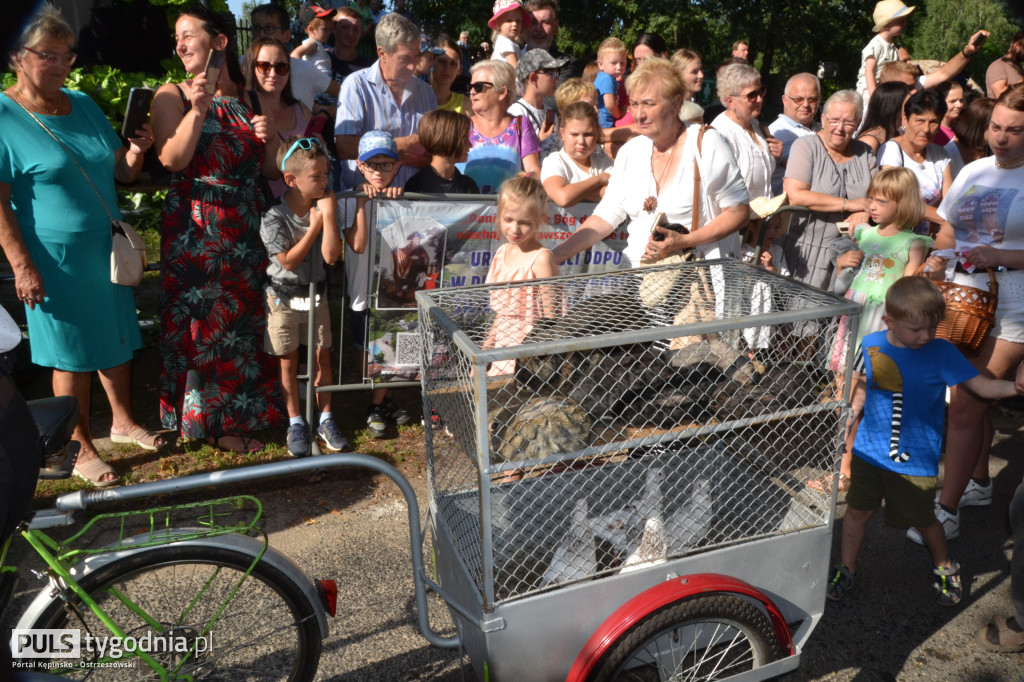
[594,37,628,129]
[827,276,1024,606]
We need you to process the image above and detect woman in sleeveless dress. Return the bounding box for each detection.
[151,7,284,453]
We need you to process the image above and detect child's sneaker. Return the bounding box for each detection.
[958,478,993,508]
[380,397,411,426]
[287,423,310,458]
[933,560,963,606]
[316,418,349,453]
[366,404,387,438]
[826,563,854,601]
[907,506,959,545]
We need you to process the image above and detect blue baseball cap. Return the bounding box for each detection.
[358,130,398,162]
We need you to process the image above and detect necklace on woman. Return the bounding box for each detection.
[645,137,680,212]
[14,86,61,115]
[995,157,1024,170]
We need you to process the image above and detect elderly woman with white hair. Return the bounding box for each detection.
[779,89,877,290]
[461,59,541,193]
[712,63,782,201]
[552,58,749,268]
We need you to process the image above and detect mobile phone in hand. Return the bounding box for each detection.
[121,87,154,138]
[204,49,226,94]
[545,108,556,127]
[972,33,988,48]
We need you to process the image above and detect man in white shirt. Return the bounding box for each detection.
[768,72,821,195]
[334,12,436,188]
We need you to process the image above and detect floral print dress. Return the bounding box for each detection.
[159,93,283,438]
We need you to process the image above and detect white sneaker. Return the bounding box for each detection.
[959,479,993,508]
[907,506,960,545]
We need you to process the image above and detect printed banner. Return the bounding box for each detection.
[362,199,628,382]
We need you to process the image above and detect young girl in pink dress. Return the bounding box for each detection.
[484,174,560,376]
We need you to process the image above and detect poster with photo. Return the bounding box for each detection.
[376,216,448,309]
[362,199,627,382]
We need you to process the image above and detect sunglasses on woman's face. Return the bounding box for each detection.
[255,60,290,75]
[739,86,766,103]
[469,81,495,93]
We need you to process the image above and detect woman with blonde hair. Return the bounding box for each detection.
[552,58,749,267]
[671,48,704,101]
[461,59,541,192]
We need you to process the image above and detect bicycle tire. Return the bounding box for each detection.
[587,593,782,682]
[27,543,322,681]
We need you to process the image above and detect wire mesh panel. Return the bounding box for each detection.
[417,260,859,608]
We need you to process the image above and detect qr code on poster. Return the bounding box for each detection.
[395,332,422,366]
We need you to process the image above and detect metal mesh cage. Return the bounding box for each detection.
[417,260,859,608]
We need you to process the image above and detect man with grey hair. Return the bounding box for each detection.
[335,12,436,188]
[768,72,821,195]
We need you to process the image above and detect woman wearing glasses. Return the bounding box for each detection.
[151,6,284,454]
[0,5,160,486]
[780,89,877,291]
[711,63,782,202]
[461,59,541,193]
[244,37,319,200]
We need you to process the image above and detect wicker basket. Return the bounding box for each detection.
[916,266,998,356]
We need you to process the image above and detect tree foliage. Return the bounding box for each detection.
[905,0,1021,86]
[414,0,1021,100]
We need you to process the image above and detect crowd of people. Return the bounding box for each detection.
[4,0,1024,657]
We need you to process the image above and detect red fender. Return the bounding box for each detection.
[566,573,794,682]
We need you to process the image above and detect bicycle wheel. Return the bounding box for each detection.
[28,543,322,681]
[587,594,782,682]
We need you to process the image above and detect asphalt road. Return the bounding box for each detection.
[6,412,1024,681]
[251,413,1024,682]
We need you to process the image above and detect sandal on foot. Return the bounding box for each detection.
[110,425,168,451]
[73,457,119,488]
[807,472,850,495]
[206,435,264,454]
[976,617,1024,653]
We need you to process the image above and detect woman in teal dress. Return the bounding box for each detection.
[0,5,163,487]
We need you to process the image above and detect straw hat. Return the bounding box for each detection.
[749,193,792,233]
[872,0,915,32]
[488,0,532,30]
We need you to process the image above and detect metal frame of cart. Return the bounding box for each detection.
[416,258,861,681]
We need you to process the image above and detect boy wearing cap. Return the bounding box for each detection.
[345,131,413,438]
[856,0,915,100]
[261,136,351,457]
[508,48,568,160]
